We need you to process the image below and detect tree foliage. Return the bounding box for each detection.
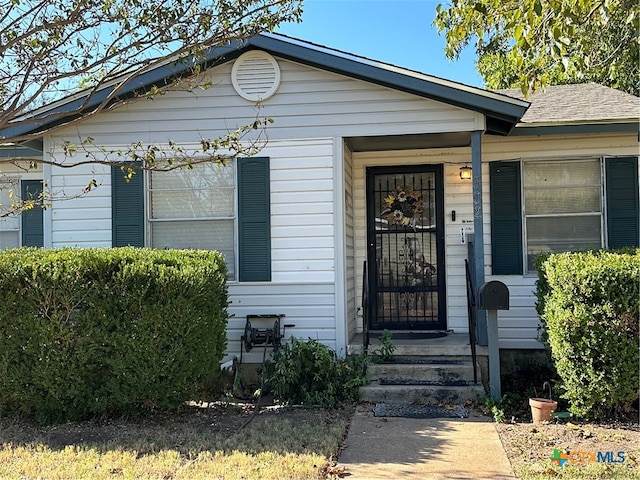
[0,0,301,215]
[1,0,301,140]
[434,0,639,95]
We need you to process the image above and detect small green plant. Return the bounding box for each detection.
[480,394,506,423]
[371,329,396,362]
[491,405,505,423]
[479,391,528,423]
[263,338,368,407]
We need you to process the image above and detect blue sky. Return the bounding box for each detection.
[276,0,483,87]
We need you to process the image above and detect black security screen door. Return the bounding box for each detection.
[366,165,446,330]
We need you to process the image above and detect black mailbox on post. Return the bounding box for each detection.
[478,281,510,310]
[477,280,509,400]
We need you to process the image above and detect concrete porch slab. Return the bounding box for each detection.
[349,333,488,357]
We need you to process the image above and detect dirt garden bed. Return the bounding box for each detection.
[495,417,639,479]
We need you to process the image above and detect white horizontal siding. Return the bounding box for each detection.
[273,191,334,204]
[50,57,482,147]
[49,163,111,248]
[271,202,333,216]
[51,209,111,224]
[271,167,332,181]
[52,219,109,232]
[52,229,111,246]
[271,213,334,226]
[227,282,337,362]
[271,224,333,238]
[0,162,43,175]
[273,259,334,272]
[271,247,334,260]
[271,178,334,192]
[268,139,335,285]
[230,137,337,355]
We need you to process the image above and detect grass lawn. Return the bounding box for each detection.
[0,402,352,480]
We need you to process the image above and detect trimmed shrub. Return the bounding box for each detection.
[263,338,368,407]
[0,247,228,423]
[536,249,640,419]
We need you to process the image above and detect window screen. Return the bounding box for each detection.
[524,159,602,271]
[149,163,236,278]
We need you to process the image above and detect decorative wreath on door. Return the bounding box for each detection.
[380,187,424,229]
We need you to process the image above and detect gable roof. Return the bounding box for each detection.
[1,33,529,142]
[248,34,529,135]
[496,83,639,135]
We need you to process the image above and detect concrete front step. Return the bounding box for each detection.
[354,333,488,404]
[360,383,485,404]
[369,343,487,357]
[368,362,477,383]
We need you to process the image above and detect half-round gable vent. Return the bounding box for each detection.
[231,51,281,102]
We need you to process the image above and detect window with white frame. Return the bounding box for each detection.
[0,178,20,249]
[148,162,236,279]
[523,158,603,272]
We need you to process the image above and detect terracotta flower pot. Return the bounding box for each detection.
[529,397,558,424]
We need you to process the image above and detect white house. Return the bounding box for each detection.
[1,34,638,362]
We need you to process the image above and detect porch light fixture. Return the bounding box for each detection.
[459,165,472,180]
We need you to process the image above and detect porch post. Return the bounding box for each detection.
[333,137,348,358]
[471,131,487,345]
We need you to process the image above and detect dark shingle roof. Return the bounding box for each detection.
[496,83,640,124]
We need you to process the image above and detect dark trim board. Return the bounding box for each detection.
[509,122,639,136]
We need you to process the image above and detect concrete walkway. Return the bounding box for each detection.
[338,404,516,480]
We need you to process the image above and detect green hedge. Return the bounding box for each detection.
[535,249,640,418]
[0,247,228,423]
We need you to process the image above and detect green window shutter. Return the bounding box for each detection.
[606,156,639,248]
[238,157,271,282]
[20,180,44,247]
[111,165,144,247]
[490,161,523,275]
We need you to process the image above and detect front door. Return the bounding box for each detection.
[366,165,446,330]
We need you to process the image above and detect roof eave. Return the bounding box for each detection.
[509,119,640,136]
